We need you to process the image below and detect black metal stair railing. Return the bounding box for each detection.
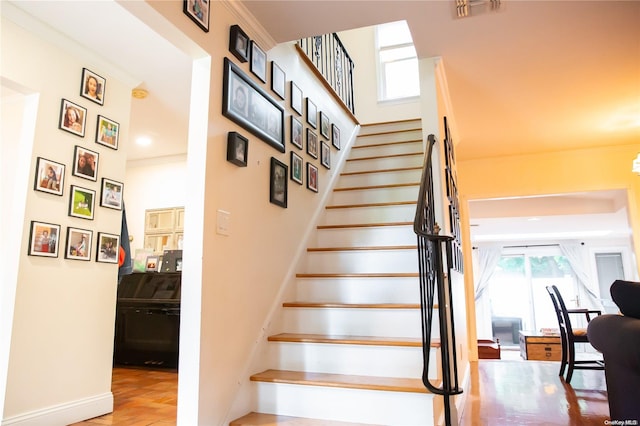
[297,33,355,115]
[413,134,463,426]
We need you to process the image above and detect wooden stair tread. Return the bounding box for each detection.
[268,333,440,348]
[296,272,419,278]
[334,182,419,192]
[230,411,379,425]
[283,302,421,309]
[340,166,422,176]
[352,139,422,149]
[317,222,412,229]
[346,152,423,162]
[250,369,429,394]
[308,245,416,252]
[325,201,416,210]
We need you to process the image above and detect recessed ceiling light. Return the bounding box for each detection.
[136,137,151,146]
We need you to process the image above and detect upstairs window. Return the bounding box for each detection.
[376,21,420,101]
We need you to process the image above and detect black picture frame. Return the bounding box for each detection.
[307,162,318,193]
[290,151,303,185]
[96,232,120,264]
[72,145,99,181]
[291,116,303,149]
[332,123,341,150]
[161,250,182,272]
[34,157,65,196]
[226,131,248,167]
[270,157,288,208]
[80,68,105,106]
[96,115,119,150]
[320,111,330,139]
[229,24,249,62]
[321,141,331,169]
[28,221,60,258]
[290,81,303,116]
[306,97,317,128]
[65,227,93,261]
[59,98,87,137]
[250,41,267,83]
[271,61,286,100]
[100,177,124,210]
[183,0,209,32]
[69,185,95,220]
[306,128,318,159]
[223,58,285,153]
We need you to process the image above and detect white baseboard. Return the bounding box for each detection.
[2,392,112,426]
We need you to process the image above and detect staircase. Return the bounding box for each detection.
[232,119,442,425]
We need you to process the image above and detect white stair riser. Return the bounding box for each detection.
[282,308,424,338]
[313,226,416,247]
[336,169,422,189]
[301,250,418,274]
[295,276,420,304]
[330,186,419,205]
[359,121,422,136]
[321,204,416,226]
[344,155,424,173]
[355,130,423,146]
[349,141,423,159]
[254,382,435,425]
[267,342,439,379]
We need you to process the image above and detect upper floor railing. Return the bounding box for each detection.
[297,33,355,115]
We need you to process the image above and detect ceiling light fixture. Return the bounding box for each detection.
[633,153,640,175]
[132,88,148,99]
[456,0,501,18]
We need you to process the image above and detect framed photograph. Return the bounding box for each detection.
[271,61,286,100]
[59,98,87,137]
[183,0,209,32]
[227,131,248,167]
[306,128,318,159]
[332,123,341,150]
[291,116,303,149]
[223,58,285,153]
[80,68,105,106]
[69,185,96,220]
[307,162,318,193]
[270,157,288,208]
[96,115,119,150]
[290,81,303,116]
[290,151,303,185]
[65,227,92,261]
[250,41,267,83]
[96,232,120,264]
[72,145,98,181]
[100,177,124,210]
[320,111,330,139]
[306,98,317,128]
[146,256,159,272]
[229,24,249,62]
[161,249,182,273]
[321,141,331,169]
[34,157,65,196]
[28,221,60,258]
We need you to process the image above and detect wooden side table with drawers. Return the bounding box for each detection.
[519,330,562,361]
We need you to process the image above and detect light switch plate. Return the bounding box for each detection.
[216,209,230,236]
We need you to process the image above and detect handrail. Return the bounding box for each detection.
[297,33,355,115]
[413,134,462,426]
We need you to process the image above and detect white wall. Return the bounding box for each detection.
[1,9,131,424]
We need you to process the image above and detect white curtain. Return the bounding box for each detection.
[473,246,503,338]
[559,243,603,310]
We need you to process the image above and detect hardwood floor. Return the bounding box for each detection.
[72,359,608,425]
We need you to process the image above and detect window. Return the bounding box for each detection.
[376,21,420,101]
[595,252,625,313]
[144,207,184,254]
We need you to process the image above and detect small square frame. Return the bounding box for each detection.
[72,145,99,181]
[96,115,120,150]
[271,61,286,100]
[321,141,331,169]
[291,116,303,149]
[183,0,210,32]
[227,131,248,167]
[290,81,303,116]
[34,157,65,196]
[96,232,120,264]
[320,111,330,139]
[229,24,249,62]
[80,68,105,106]
[270,157,288,208]
[100,177,124,210]
[69,185,96,220]
[250,41,267,83]
[306,128,318,159]
[146,255,159,272]
[332,123,341,150]
[59,98,87,137]
[290,151,303,185]
[307,162,318,193]
[65,227,93,261]
[306,98,317,128]
[28,221,61,258]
